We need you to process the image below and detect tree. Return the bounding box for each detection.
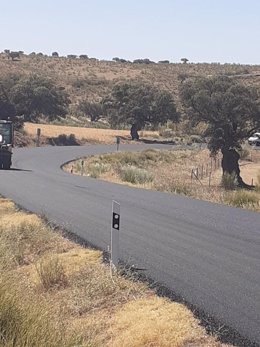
[103,83,179,139]
[9,75,70,121]
[52,52,59,57]
[77,100,103,122]
[67,54,77,59]
[181,58,189,64]
[180,76,260,188]
[133,58,155,64]
[0,74,23,128]
[158,60,170,64]
[79,55,88,60]
[8,51,20,61]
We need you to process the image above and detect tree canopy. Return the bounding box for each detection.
[0,75,22,127]
[0,74,69,126]
[180,76,260,187]
[9,75,69,122]
[103,82,179,138]
[77,100,103,122]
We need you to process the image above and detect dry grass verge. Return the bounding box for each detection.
[65,148,260,211]
[24,122,157,144]
[0,197,232,346]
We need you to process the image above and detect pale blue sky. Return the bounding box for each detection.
[1,0,259,64]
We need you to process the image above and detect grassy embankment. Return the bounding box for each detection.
[0,197,233,347]
[64,148,260,212]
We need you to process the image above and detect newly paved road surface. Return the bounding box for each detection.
[0,145,259,345]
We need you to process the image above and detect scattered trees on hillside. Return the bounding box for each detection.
[4,51,21,60]
[180,76,260,188]
[103,83,179,139]
[133,58,155,64]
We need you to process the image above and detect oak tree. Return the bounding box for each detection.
[180,76,260,188]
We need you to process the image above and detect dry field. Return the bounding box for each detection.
[65,148,260,212]
[0,197,232,347]
[24,122,157,144]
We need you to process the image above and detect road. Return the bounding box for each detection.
[0,145,259,345]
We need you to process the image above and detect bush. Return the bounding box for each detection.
[158,128,174,138]
[36,256,68,290]
[190,135,204,143]
[154,179,191,196]
[238,147,250,160]
[221,172,238,190]
[49,133,79,146]
[88,162,109,178]
[119,166,154,184]
[224,190,260,209]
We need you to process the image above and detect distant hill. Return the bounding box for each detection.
[1,53,259,113]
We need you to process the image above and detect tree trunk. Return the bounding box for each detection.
[221,148,253,189]
[130,124,139,140]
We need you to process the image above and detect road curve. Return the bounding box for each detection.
[0,145,259,345]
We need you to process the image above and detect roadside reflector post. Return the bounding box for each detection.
[81,160,84,176]
[111,201,120,268]
[116,136,120,151]
[36,128,41,147]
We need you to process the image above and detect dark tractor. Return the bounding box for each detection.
[0,120,13,169]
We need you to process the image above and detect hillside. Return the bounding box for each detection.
[1,53,260,113]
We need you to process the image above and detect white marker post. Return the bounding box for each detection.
[111,201,120,268]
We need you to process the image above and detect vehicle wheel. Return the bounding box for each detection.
[3,158,11,170]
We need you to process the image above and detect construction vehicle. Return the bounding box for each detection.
[0,120,13,169]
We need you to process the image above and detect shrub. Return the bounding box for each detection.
[88,162,109,178]
[221,172,238,190]
[238,147,250,160]
[119,166,154,184]
[154,179,191,196]
[49,133,79,146]
[190,135,203,143]
[224,190,260,209]
[36,256,68,290]
[158,128,174,138]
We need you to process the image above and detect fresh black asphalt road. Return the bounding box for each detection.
[0,145,259,345]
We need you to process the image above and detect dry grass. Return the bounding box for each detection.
[24,122,157,144]
[65,148,260,211]
[36,255,68,290]
[0,196,233,346]
[109,297,227,347]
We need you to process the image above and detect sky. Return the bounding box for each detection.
[0,0,259,64]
